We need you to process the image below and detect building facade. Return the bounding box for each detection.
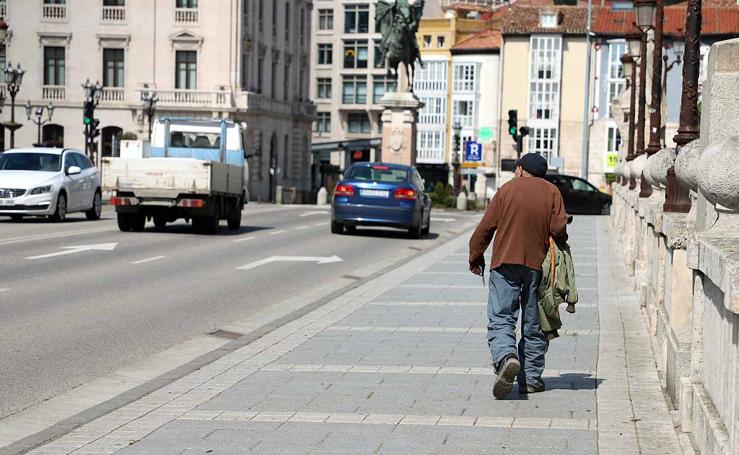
[0,0,315,203]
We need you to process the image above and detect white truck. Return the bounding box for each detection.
[102,118,249,234]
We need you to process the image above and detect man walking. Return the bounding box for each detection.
[469,153,568,399]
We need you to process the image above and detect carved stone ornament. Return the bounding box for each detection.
[675,138,701,191]
[631,154,647,181]
[696,136,739,210]
[390,128,404,154]
[644,147,676,189]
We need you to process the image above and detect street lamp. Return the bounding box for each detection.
[662,40,684,114]
[634,0,657,32]
[620,54,637,186]
[452,121,462,195]
[26,101,54,147]
[2,62,25,150]
[140,84,158,141]
[664,0,701,213]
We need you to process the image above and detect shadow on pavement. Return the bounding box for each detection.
[142,224,274,236]
[342,227,440,241]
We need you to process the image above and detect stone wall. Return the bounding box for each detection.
[611,37,739,455]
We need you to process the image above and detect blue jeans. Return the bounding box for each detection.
[487,264,548,387]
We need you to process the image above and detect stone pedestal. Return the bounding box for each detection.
[379,91,424,166]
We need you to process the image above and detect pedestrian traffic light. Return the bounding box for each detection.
[83,101,94,125]
[519,126,530,138]
[89,119,100,141]
[507,110,518,138]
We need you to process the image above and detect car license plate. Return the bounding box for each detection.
[360,189,389,198]
[0,199,15,207]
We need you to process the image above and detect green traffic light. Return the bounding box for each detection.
[84,118,91,125]
[509,127,517,135]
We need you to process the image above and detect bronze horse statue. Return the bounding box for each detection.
[375,0,425,92]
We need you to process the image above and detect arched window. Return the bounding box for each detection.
[101,126,123,157]
[42,124,64,148]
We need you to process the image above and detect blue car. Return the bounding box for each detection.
[331,162,431,238]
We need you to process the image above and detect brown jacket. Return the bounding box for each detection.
[469,176,568,272]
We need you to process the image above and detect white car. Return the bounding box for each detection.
[0,148,102,222]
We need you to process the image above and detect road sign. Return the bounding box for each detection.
[465,142,483,163]
[606,152,618,171]
[26,243,118,260]
[237,255,343,271]
[478,127,493,142]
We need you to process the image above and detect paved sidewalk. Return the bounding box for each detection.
[26,217,686,455]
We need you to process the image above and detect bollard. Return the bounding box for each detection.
[456,192,468,211]
[275,185,283,205]
[317,187,328,206]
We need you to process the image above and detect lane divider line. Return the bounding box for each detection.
[293,226,311,231]
[269,229,288,236]
[314,222,328,227]
[232,236,256,243]
[0,226,114,247]
[0,288,9,292]
[130,256,166,265]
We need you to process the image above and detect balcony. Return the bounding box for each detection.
[174,7,198,24]
[42,86,65,101]
[100,87,125,103]
[42,3,67,22]
[101,5,126,23]
[139,88,231,109]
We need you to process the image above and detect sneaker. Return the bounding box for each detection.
[518,382,546,394]
[492,355,520,399]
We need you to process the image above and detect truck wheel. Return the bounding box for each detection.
[227,212,241,231]
[131,214,146,232]
[153,217,167,231]
[117,213,132,232]
[193,215,218,235]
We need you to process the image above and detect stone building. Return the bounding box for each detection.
[0,0,315,203]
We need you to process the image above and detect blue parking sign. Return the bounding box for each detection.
[465,142,483,162]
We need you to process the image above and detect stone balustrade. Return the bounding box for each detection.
[611,37,739,455]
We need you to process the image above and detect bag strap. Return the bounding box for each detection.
[549,237,556,285]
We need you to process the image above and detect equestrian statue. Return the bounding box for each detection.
[375,0,425,93]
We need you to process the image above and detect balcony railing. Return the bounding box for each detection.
[174,7,198,24]
[43,86,66,101]
[100,87,125,103]
[139,89,231,108]
[0,2,7,17]
[101,5,126,23]
[42,4,67,21]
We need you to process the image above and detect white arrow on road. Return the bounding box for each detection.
[26,243,118,260]
[237,255,343,271]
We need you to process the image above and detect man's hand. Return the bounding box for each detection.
[469,262,484,276]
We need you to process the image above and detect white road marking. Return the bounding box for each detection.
[293,225,311,231]
[0,226,114,246]
[300,211,328,217]
[237,255,343,271]
[232,236,256,243]
[269,229,288,236]
[431,217,456,222]
[314,222,329,227]
[130,255,166,265]
[0,288,9,292]
[25,243,118,260]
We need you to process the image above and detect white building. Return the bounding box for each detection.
[0,0,315,203]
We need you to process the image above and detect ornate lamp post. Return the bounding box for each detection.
[25,101,54,146]
[452,121,462,195]
[625,29,642,189]
[140,84,158,140]
[635,0,661,197]
[664,0,701,213]
[2,63,25,149]
[621,54,637,186]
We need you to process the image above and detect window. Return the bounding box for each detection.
[317,43,333,65]
[607,125,622,153]
[272,0,277,37]
[452,100,474,127]
[413,61,448,92]
[530,35,561,80]
[300,7,306,43]
[344,4,369,33]
[241,54,249,90]
[539,11,557,28]
[418,96,446,125]
[606,41,627,118]
[437,36,445,48]
[176,0,197,6]
[347,113,370,133]
[452,63,476,92]
[43,47,65,86]
[423,35,431,48]
[44,0,66,3]
[314,112,331,133]
[283,134,290,178]
[103,49,124,88]
[417,130,445,162]
[271,59,278,98]
[103,0,125,5]
[317,78,332,99]
[283,63,290,100]
[318,9,333,30]
[285,3,290,42]
[175,50,196,89]
[528,128,557,163]
[257,56,264,93]
[0,45,5,71]
[372,76,396,103]
[571,177,598,192]
[529,81,559,120]
[374,40,385,69]
[258,0,263,31]
[343,40,368,69]
[342,75,367,104]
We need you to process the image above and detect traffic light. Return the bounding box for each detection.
[519,126,530,138]
[89,118,101,142]
[507,110,518,138]
[453,131,461,152]
[83,101,94,125]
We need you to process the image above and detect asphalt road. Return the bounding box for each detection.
[0,204,477,421]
